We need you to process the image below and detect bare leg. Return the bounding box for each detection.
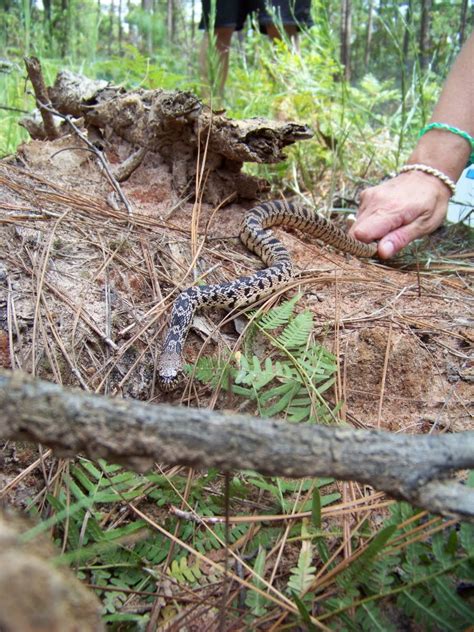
[200,27,234,99]
[266,23,299,51]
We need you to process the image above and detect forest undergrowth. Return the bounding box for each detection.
[1,1,473,630]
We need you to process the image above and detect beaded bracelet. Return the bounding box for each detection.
[418,123,474,162]
[398,163,456,195]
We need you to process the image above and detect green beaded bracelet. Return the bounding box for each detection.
[419,123,474,162]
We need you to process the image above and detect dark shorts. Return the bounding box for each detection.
[200,0,313,32]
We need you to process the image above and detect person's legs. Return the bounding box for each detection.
[200,1,251,97]
[259,1,312,47]
[199,26,234,98]
[265,22,297,41]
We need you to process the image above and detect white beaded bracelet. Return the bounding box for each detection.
[398,163,456,195]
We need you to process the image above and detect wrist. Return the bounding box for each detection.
[398,164,455,196]
[408,131,470,182]
[394,169,452,201]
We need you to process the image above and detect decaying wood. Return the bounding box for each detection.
[0,507,103,632]
[23,56,60,140]
[113,146,148,181]
[21,69,313,204]
[1,370,473,522]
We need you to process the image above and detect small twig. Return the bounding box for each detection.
[33,97,134,217]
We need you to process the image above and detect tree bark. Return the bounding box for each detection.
[402,0,413,68]
[60,0,69,58]
[340,0,352,80]
[459,0,469,47]
[167,0,176,43]
[364,0,374,71]
[419,0,432,70]
[142,0,153,55]
[108,0,115,56]
[23,57,60,140]
[118,0,123,54]
[1,370,473,522]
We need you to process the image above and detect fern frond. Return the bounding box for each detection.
[355,602,397,632]
[245,547,270,617]
[276,311,313,350]
[431,529,457,568]
[287,540,316,596]
[167,556,203,585]
[286,394,312,423]
[235,355,275,389]
[338,525,397,589]
[257,294,301,330]
[259,382,301,417]
[398,587,460,631]
[431,576,474,626]
[190,356,230,388]
[460,520,474,552]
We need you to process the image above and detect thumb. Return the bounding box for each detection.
[378,223,424,258]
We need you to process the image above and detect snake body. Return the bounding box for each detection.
[157,200,377,391]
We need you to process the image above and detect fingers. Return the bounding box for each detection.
[351,204,406,243]
[349,172,451,258]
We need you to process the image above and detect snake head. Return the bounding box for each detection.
[157,351,185,392]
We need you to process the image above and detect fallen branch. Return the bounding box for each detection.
[24,56,60,140]
[1,370,473,521]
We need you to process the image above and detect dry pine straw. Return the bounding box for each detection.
[0,162,473,628]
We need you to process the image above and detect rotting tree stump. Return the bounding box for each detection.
[21,68,313,205]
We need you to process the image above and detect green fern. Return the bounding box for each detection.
[321,499,474,630]
[195,522,249,553]
[337,525,397,589]
[257,294,302,330]
[167,556,203,585]
[275,310,314,350]
[397,587,461,631]
[245,547,270,618]
[192,296,338,424]
[354,602,397,632]
[287,539,316,597]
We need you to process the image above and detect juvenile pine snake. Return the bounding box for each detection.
[157,200,377,391]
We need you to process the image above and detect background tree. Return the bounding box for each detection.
[419,0,432,70]
[340,0,352,80]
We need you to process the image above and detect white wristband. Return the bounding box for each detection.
[398,163,456,195]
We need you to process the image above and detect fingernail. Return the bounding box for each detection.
[380,240,395,258]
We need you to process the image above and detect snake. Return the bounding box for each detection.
[157,200,377,391]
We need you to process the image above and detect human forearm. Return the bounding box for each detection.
[349,33,474,258]
[407,33,473,180]
[428,32,474,136]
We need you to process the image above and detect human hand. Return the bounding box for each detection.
[349,170,452,259]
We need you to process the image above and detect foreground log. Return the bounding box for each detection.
[1,370,473,522]
[21,69,313,204]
